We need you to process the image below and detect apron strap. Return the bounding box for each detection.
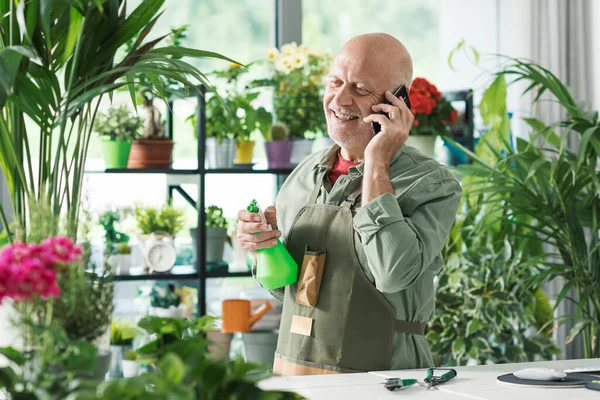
[341,183,362,209]
[394,320,427,335]
[308,171,325,205]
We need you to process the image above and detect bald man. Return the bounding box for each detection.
[237,33,462,375]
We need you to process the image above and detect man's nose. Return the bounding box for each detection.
[332,85,353,106]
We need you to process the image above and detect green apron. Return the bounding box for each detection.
[274,171,426,374]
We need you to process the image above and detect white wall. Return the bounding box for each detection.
[438,0,535,138]
[592,0,600,112]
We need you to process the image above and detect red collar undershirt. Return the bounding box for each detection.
[328,151,361,185]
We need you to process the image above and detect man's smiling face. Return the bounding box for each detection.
[322,34,413,156]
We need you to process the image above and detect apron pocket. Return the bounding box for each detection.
[296,245,326,307]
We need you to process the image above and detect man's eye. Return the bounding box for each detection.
[329,79,342,87]
[356,87,369,95]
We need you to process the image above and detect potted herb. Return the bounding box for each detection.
[121,349,140,378]
[198,64,272,168]
[113,242,132,274]
[148,283,185,318]
[94,105,143,168]
[190,205,229,266]
[264,122,293,168]
[134,204,185,237]
[109,320,140,378]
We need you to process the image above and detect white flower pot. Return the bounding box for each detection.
[121,360,140,378]
[107,254,132,275]
[148,305,185,319]
[405,135,437,157]
[290,139,314,166]
[206,137,236,169]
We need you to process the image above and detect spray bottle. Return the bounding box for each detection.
[247,200,298,289]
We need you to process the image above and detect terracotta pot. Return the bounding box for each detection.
[127,139,174,169]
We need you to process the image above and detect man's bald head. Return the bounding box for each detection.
[337,33,413,90]
[323,33,413,157]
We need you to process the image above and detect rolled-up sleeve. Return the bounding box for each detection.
[353,179,462,293]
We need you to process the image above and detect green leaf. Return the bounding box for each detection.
[451,338,465,356]
[577,126,598,167]
[62,6,84,64]
[0,347,25,366]
[150,46,242,66]
[566,320,591,344]
[480,75,507,128]
[466,320,482,337]
[159,352,185,385]
[0,366,18,390]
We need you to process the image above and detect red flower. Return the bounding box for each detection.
[449,109,458,125]
[407,77,458,135]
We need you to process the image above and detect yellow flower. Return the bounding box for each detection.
[229,63,242,69]
[266,47,279,61]
[281,42,298,56]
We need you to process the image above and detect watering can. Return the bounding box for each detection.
[222,299,273,333]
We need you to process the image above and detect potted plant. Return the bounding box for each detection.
[405,77,458,157]
[94,105,143,168]
[109,242,132,274]
[264,122,293,168]
[148,283,186,318]
[0,0,236,242]
[449,57,600,358]
[134,203,185,238]
[198,64,272,168]
[256,43,332,165]
[190,205,229,267]
[126,26,191,170]
[121,349,141,378]
[109,320,140,378]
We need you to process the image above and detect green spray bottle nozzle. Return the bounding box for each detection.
[246,200,298,290]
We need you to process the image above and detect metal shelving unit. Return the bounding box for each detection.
[89,84,291,317]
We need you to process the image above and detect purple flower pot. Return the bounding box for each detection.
[265,141,293,169]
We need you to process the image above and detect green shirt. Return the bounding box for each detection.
[256,144,462,370]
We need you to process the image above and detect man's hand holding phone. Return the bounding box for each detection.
[362,87,415,166]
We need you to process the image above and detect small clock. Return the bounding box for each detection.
[142,233,177,273]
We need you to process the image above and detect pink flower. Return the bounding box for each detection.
[39,237,82,266]
[0,242,34,266]
[0,237,75,302]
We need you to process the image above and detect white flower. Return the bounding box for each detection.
[275,56,294,74]
[266,47,279,61]
[308,48,323,57]
[281,42,298,56]
[291,53,308,69]
[298,44,310,54]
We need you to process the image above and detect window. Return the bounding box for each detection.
[302,0,441,83]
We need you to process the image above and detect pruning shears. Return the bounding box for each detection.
[383,368,457,391]
[424,368,458,389]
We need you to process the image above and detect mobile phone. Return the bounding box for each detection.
[371,85,411,134]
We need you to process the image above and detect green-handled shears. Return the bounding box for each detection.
[424,368,457,389]
[384,378,418,391]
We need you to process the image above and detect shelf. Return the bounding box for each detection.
[112,264,252,282]
[207,270,252,278]
[204,167,295,175]
[86,168,199,175]
[113,265,198,281]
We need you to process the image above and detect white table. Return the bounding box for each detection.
[258,358,600,400]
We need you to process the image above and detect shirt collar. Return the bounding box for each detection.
[313,143,403,176]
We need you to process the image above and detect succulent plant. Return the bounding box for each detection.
[269,122,289,141]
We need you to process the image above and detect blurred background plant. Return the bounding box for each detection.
[252,42,332,139]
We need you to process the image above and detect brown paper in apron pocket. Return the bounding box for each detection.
[295,246,326,307]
